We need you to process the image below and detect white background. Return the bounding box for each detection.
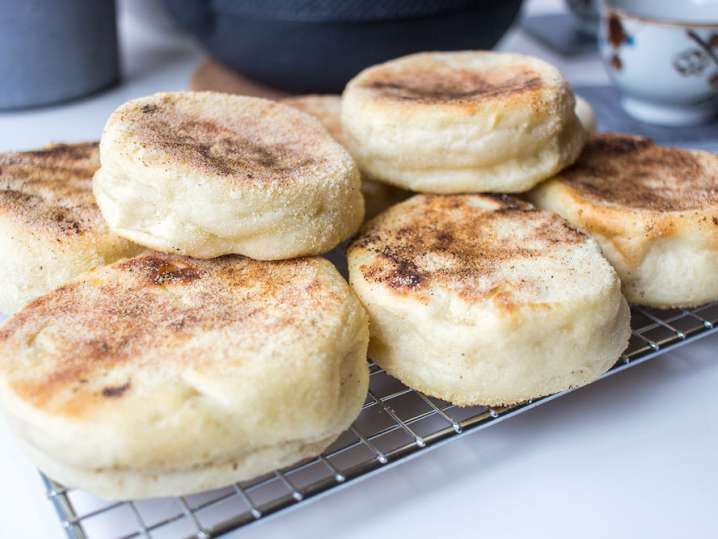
[0,1,716,537]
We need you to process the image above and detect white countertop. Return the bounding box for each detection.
[0,1,716,538]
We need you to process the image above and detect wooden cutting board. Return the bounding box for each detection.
[190,60,290,100]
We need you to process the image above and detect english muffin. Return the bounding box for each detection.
[341,51,586,194]
[0,142,140,314]
[575,95,597,134]
[282,95,346,145]
[0,252,369,499]
[282,94,408,219]
[94,92,364,260]
[348,194,629,406]
[529,134,718,308]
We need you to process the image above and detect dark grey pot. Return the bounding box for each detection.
[0,0,119,110]
[162,0,524,94]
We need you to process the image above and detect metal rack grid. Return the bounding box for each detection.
[41,302,718,539]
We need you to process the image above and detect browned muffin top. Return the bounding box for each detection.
[0,142,103,236]
[0,253,351,418]
[364,67,542,103]
[352,52,550,106]
[560,134,718,212]
[350,194,590,305]
[111,92,348,184]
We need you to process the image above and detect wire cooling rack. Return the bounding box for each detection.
[42,301,718,539]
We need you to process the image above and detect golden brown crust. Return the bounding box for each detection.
[528,136,718,308]
[560,133,718,211]
[364,67,542,104]
[341,52,583,194]
[0,142,102,236]
[0,252,350,419]
[115,93,336,183]
[349,194,586,304]
[95,92,362,260]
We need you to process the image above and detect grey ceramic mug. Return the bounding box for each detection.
[0,0,119,110]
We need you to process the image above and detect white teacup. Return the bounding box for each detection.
[599,0,718,125]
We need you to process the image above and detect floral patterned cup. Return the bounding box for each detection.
[600,0,718,125]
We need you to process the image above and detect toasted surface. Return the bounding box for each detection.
[348,194,629,405]
[0,252,369,499]
[549,134,718,211]
[0,143,140,313]
[528,133,718,307]
[110,95,333,183]
[357,55,544,105]
[94,92,364,260]
[341,51,586,193]
[0,142,101,234]
[282,94,408,219]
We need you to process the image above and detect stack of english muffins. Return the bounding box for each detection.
[1,51,716,501]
